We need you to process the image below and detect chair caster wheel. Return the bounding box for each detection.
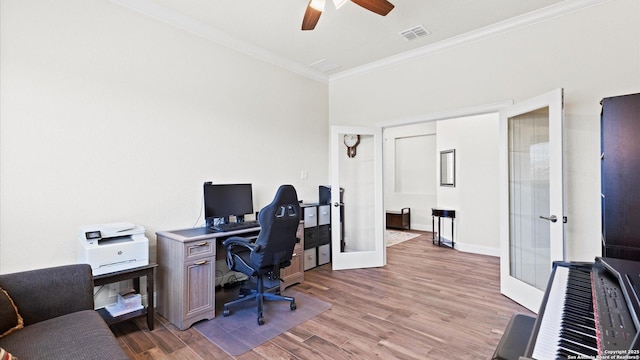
[223,307,230,317]
[258,316,265,325]
[290,302,297,311]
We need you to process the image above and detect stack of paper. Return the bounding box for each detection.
[105,292,143,317]
[105,302,143,317]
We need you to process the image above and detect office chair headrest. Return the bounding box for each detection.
[259,185,300,224]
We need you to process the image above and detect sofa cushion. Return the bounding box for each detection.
[0,347,17,360]
[0,288,23,338]
[0,264,94,327]
[0,310,129,360]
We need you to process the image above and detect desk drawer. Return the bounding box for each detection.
[184,240,215,260]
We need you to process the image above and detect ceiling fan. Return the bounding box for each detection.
[302,0,395,31]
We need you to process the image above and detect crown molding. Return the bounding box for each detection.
[109,0,330,83]
[111,0,609,85]
[330,0,611,82]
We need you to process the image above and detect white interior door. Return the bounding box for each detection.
[330,126,385,270]
[499,88,565,313]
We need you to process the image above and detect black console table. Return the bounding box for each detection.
[93,263,157,330]
[432,208,455,248]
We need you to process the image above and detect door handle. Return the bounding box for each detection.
[333,202,344,207]
[539,215,558,223]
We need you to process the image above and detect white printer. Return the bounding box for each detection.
[78,222,149,276]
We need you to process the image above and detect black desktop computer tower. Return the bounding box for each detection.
[319,186,345,251]
[319,185,330,205]
[319,185,344,205]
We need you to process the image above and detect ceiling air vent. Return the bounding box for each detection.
[308,59,341,73]
[399,25,431,41]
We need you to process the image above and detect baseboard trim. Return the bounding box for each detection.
[385,224,500,257]
[408,223,431,232]
[455,242,500,257]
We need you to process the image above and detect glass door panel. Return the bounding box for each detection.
[331,126,385,270]
[508,107,551,290]
[499,88,564,312]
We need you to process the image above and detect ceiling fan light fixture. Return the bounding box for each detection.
[302,0,394,31]
[309,0,326,12]
[333,0,348,9]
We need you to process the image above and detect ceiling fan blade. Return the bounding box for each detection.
[302,2,323,30]
[350,0,394,16]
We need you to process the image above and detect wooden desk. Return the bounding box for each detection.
[156,226,257,330]
[156,224,304,330]
[94,263,157,330]
[432,208,456,248]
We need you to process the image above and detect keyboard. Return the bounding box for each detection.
[211,220,260,232]
[531,266,600,359]
[524,258,639,359]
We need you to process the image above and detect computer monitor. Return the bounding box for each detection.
[204,183,254,224]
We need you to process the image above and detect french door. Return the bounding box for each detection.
[330,126,385,270]
[499,88,565,312]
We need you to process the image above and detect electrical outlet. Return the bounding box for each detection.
[108,284,119,297]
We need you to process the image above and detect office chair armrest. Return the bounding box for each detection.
[223,236,259,272]
[222,236,253,248]
[223,236,267,253]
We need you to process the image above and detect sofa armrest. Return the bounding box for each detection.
[0,264,94,325]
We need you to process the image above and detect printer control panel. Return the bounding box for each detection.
[85,230,101,240]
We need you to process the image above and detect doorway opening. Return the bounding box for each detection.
[381,107,504,256]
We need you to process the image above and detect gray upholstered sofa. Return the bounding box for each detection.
[0,264,130,359]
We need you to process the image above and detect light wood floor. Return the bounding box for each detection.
[111,232,533,359]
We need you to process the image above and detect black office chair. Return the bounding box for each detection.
[222,184,301,325]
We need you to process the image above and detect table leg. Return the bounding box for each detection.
[451,218,455,248]
[147,269,155,330]
[432,215,435,244]
[438,217,442,246]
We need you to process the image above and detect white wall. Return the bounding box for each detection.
[0,0,328,273]
[383,122,437,230]
[436,114,500,256]
[330,0,640,261]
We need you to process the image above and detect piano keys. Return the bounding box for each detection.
[531,265,600,359]
[494,257,640,360]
